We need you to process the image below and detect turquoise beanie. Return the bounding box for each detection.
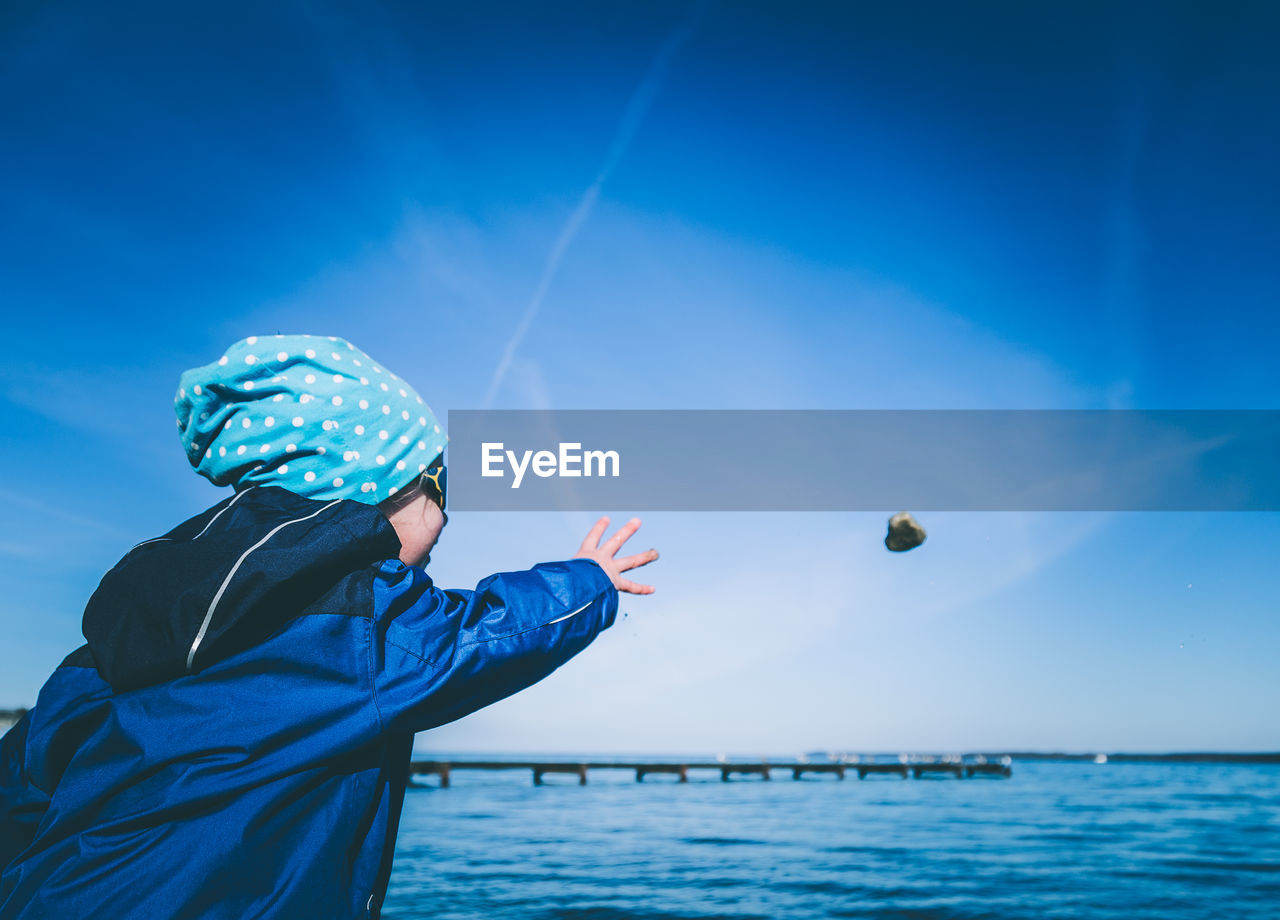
[175,334,447,504]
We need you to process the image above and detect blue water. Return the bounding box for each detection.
[384,761,1280,920]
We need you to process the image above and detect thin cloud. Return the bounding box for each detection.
[0,488,131,538]
[483,3,708,407]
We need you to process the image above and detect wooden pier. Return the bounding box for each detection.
[409,758,1012,787]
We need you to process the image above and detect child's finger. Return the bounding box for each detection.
[578,516,610,553]
[615,548,659,572]
[615,576,655,595]
[602,517,642,556]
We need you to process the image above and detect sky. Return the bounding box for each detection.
[1,1,1277,754]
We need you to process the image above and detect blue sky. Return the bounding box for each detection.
[2,2,1277,753]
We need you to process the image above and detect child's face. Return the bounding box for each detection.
[380,488,446,568]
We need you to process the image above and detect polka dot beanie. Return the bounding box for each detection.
[175,334,447,504]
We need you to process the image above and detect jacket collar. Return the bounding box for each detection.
[81,486,401,693]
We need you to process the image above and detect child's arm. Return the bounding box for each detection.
[369,517,656,734]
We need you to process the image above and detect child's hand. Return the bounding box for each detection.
[574,516,658,595]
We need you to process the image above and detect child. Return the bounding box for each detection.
[0,334,657,919]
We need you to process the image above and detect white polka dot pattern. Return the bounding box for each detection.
[174,334,447,504]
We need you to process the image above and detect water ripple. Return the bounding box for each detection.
[383,762,1280,920]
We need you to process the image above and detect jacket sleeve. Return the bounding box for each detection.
[0,713,48,871]
[369,557,618,734]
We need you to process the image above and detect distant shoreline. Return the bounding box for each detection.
[974,751,1280,764]
[4,708,1275,765]
[413,750,1280,766]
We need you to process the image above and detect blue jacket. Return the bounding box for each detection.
[0,487,617,919]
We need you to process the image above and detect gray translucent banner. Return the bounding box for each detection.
[447,410,1279,511]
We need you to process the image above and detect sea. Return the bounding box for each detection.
[383,757,1280,920]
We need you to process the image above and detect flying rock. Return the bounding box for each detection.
[885,512,926,552]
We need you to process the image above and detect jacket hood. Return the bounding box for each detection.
[81,486,401,693]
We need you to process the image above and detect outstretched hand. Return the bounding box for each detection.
[573,516,658,595]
